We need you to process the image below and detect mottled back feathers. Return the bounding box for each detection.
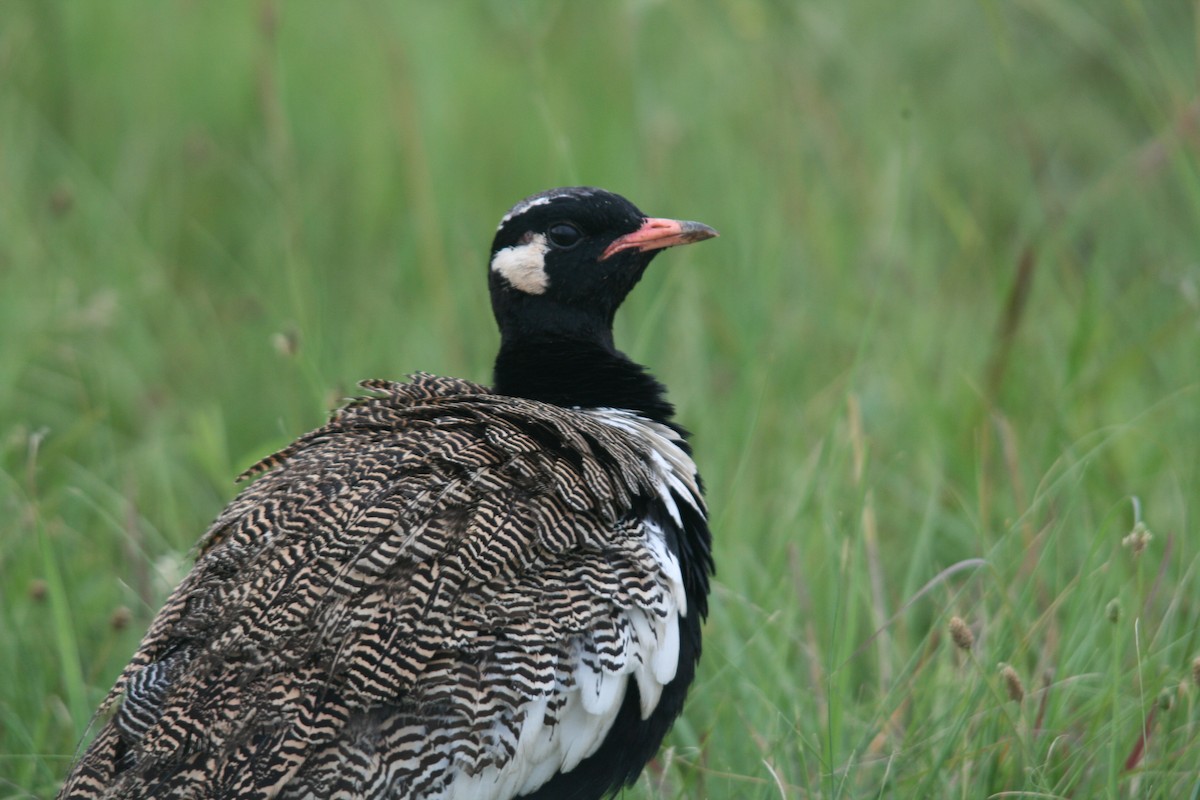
[60,374,711,800]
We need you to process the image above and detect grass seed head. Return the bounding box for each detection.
[949,616,974,651]
[1192,657,1200,687]
[28,579,48,602]
[1121,521,1152,557]
[110,606,133,631]
[999,663,1025,702]
[271,330,301,358]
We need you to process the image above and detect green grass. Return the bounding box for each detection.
[2,0,1199,797]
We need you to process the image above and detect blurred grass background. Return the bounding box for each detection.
[2,0,1199,797]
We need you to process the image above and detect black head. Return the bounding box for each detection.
[488,187,717,417]
[488,187,717,347]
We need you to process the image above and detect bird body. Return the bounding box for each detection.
[60,188,717,800]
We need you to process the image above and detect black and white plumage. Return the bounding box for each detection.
[59,187,718,800]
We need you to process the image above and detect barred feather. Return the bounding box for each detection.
[60,373,711,800]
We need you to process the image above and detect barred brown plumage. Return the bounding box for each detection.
[60,188,718,799]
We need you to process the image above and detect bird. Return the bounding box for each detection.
[59,186,718,800]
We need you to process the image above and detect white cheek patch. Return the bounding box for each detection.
[491,233,550,295]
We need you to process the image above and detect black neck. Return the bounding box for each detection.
[492,337,675,423]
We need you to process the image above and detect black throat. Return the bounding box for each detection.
[492,337,675,423]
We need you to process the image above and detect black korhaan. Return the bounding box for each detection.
[59,187,718,800]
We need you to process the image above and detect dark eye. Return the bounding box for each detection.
[546,223,583,249]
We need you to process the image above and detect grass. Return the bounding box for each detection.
[2,0,1198,797]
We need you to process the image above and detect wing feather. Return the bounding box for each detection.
[59,375,706,800]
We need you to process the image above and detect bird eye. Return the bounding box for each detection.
[546,223,583,249]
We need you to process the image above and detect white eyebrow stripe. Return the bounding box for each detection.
[498,195,553,228]
[497,188,599,229]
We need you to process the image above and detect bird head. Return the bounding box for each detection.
[488,187,718,346]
